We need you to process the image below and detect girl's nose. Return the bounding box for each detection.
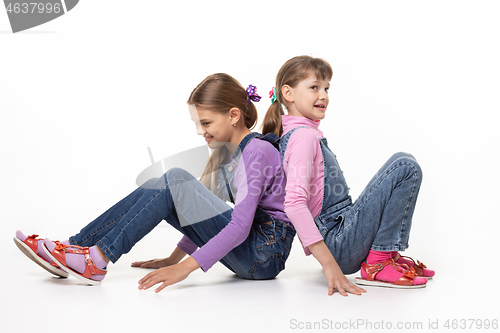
[195,124,205,136]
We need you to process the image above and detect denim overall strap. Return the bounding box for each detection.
[313,138,352,236]
[219,132,279,223]
[221,132,261,204]
[279,126,352,237]
[246,132,281,222]
[234,132,262,159]
[257,132,280,150]
[279,126,308,163]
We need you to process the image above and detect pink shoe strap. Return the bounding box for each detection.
[361,259,416,282]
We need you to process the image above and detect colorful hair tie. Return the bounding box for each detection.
[246,85,261,104]
[269,87,277,104]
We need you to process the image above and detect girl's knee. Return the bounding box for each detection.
[141,168,193,190]
[338,259,362,275]
[164,167,194,183]
[393,153,423,183]
[140,177,166,190]
[390,152,416,163]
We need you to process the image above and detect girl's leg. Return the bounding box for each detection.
[326,153,425,282]
[69,177,162,248]
[45,168,264,280]
[360,152,421,253]
[93,168,233,264]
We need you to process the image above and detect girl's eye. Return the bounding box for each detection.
[311,86,317,90]
[202,122,210,126]
[325,87,329,92]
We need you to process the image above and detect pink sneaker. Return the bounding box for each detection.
[13,230,68,278]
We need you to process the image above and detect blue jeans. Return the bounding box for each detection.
[315,152,423,274]
[69,168,294,280]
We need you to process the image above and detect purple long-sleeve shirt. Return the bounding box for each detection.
[177,138,290,272]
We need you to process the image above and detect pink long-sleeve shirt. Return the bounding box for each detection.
[281,115,325,255]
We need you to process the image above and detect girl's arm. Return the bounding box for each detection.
[283,130,365,295]
[308,241,366,296]
[282,129,324,253]
[138,141,275,291]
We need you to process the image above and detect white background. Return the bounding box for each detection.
[1,1,499,332]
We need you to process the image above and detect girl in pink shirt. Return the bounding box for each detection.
[263,56,435,295]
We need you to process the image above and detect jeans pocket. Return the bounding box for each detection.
[254,221,276,248]
[249,253,283,280]
[279,225,295,256]
[334,215,345,237]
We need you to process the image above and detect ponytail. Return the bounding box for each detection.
[244,100,258,130]
[262,101,284,137]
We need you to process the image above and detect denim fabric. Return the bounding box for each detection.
[70,132,295,280]
[281,128,422,274]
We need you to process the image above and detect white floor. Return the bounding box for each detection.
[2,222,498,333]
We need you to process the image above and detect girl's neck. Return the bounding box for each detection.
[227,127,252,155]
[283,114,321,124]
[287,108,321,123]
[282,114,322,135]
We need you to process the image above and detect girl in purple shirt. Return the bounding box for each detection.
[263,56,435,295]
[14,73,295,292]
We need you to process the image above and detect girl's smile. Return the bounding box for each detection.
[314,103,327,111]
[204,133,213,142]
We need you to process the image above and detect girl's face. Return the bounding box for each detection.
[284,74,330,121]
[189,105,234,150]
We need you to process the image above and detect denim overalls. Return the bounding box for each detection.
[209,132,296,279]
[280,127,422,274]
[71,132,296,280]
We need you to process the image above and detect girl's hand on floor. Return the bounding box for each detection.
[131,246,187,269]
[131,257,175,268]
[308,240,366,297]
[138,256,200,293]
[323,263,366,296]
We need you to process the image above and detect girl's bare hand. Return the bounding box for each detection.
[137,256,200,293]
[323,264,366,296]
[131,257,175,269]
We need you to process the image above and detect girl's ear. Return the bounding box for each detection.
[228,107,241,126]
[282,85,294,103]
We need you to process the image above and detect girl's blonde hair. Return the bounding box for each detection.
[262,55,333,137]
[187,73,258,194]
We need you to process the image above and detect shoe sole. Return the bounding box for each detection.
[41,243,102,286]
[355,277,426,289]
[13,237,69,278]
